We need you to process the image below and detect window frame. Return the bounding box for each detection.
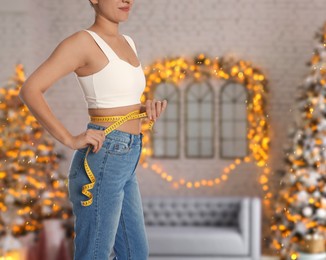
[219,80,249,159]
[184,79,215,159]
[151,82,181,159]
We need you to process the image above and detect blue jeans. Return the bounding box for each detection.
[68,123,149,260]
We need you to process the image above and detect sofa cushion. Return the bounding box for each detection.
[146,226,247,256]
[142,197,240,227]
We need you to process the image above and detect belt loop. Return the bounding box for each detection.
[130,134,134,146]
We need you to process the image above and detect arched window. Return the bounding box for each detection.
[219,82,248,158]
[152,83,180,158]
[185,81,214,158]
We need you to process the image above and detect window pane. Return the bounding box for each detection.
[221,90,231,102]
[201,139,213,157]
[222,121,233,138]
[153,138,164,157]
[221,140,234,157]
[221,103,234,119]
[187,102,199,119]
[167,122,178,138]
[187,139,198,157]
[202,121,213,138]
[167,139,178,157]
[155,120,164,130]
[168,103,178,120]
[187,121,199,138]
[235,122,247,138]
[235,103,247,120]
[202,103,213,119]
[233,140,247,157]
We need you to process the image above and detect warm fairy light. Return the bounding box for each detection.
[186,182,193,188]
[260,175,268,184]
[172,182,179,189]
[0,171,6,178]
[214,178,220,184]
[221,175,228,181]
[263,185,269,191]
[0,250,22,260]
[201,179,207,186]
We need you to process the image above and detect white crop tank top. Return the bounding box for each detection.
[74,29,146,109]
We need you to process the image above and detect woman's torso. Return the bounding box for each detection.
[88,104,142,134]
[74,28,145,135]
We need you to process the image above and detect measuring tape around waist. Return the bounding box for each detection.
[80,110,154,207]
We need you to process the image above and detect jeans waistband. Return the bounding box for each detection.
[86,122,143,144]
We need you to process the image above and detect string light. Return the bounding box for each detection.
[139,53,271,202]
[0,64,73,237]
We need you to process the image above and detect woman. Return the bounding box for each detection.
[19,0,167,259]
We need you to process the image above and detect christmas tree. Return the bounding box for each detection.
[0,64,73,243]
[270,23,326,259]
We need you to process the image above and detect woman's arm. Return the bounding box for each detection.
[19,31,104,151]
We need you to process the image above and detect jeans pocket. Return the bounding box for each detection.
[77,145,90,154]
[68,150,85,179]
[107,139,130,155]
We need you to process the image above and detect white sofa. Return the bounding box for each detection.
[142,196,261,260]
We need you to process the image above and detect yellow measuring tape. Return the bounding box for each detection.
[80,110,154,207]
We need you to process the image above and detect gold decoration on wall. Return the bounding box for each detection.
[139,53,271,202]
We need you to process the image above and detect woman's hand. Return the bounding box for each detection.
[68,129,105,153]
[144,99,168,121]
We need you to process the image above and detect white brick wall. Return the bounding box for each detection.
[1,0,326,254]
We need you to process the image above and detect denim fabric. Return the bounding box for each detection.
[68,122,149,260]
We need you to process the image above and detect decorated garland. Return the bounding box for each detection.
[139,53,271,202]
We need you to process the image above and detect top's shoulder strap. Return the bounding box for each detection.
[83,29,119,60]
[122,34,138,57]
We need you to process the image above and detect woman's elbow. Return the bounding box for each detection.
[18,84,29,103]
[18,86,26,102]
[19,83,37,104]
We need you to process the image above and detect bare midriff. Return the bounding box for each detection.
[88,103,142,135]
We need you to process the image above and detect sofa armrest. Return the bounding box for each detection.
[238,197,249,253]
[251,197,261,260]
[237,197,261,259]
